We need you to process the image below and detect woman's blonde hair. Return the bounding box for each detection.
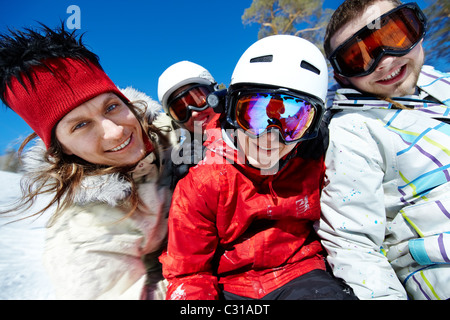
[4,99,169,225]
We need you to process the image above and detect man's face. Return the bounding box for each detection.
[330,0,425,97]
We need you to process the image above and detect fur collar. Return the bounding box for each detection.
[21,87,168,207]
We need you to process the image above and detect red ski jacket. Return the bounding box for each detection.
[160,127,326,300]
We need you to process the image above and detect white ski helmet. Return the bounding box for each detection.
[157,61,216,115]
[230,35,328,103]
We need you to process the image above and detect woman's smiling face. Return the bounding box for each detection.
[55,92,147,167]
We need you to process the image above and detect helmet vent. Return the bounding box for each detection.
[300,60,320,75]
[250,55,273,63]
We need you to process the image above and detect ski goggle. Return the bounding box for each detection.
[328,2,427,78]
[167,84,214,123]
[229,89,322,143]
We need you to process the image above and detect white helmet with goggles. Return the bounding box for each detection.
[158,61,216,118]
[230,35,328,103]
[224,35,328,143]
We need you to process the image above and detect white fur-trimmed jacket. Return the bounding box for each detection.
[21,87,176,300]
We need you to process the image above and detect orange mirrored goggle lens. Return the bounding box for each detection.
[168,85,212,122]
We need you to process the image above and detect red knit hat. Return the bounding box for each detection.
[4,57,129,148]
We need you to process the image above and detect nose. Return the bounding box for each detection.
[191,110,201,118]
[266,130,281,142]
[102,118,124,140]
[258,129,281,147]
[375,55,396,72]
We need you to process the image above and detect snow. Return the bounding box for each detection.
[0,170,55,299]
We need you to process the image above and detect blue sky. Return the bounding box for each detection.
[0,0,432,154]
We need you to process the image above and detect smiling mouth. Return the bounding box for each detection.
[193,115,210,125]
[109,136,131,152]
[254,143,281,155]
[377,65,406,84]
[258,145,277,151]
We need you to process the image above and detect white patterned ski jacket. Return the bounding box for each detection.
[316,65,450,300]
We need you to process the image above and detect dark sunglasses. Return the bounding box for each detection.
[167,84,214,123]
[227,88,323,144]
[328,2,427,78]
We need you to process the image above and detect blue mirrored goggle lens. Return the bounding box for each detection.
[235,93,316,142]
